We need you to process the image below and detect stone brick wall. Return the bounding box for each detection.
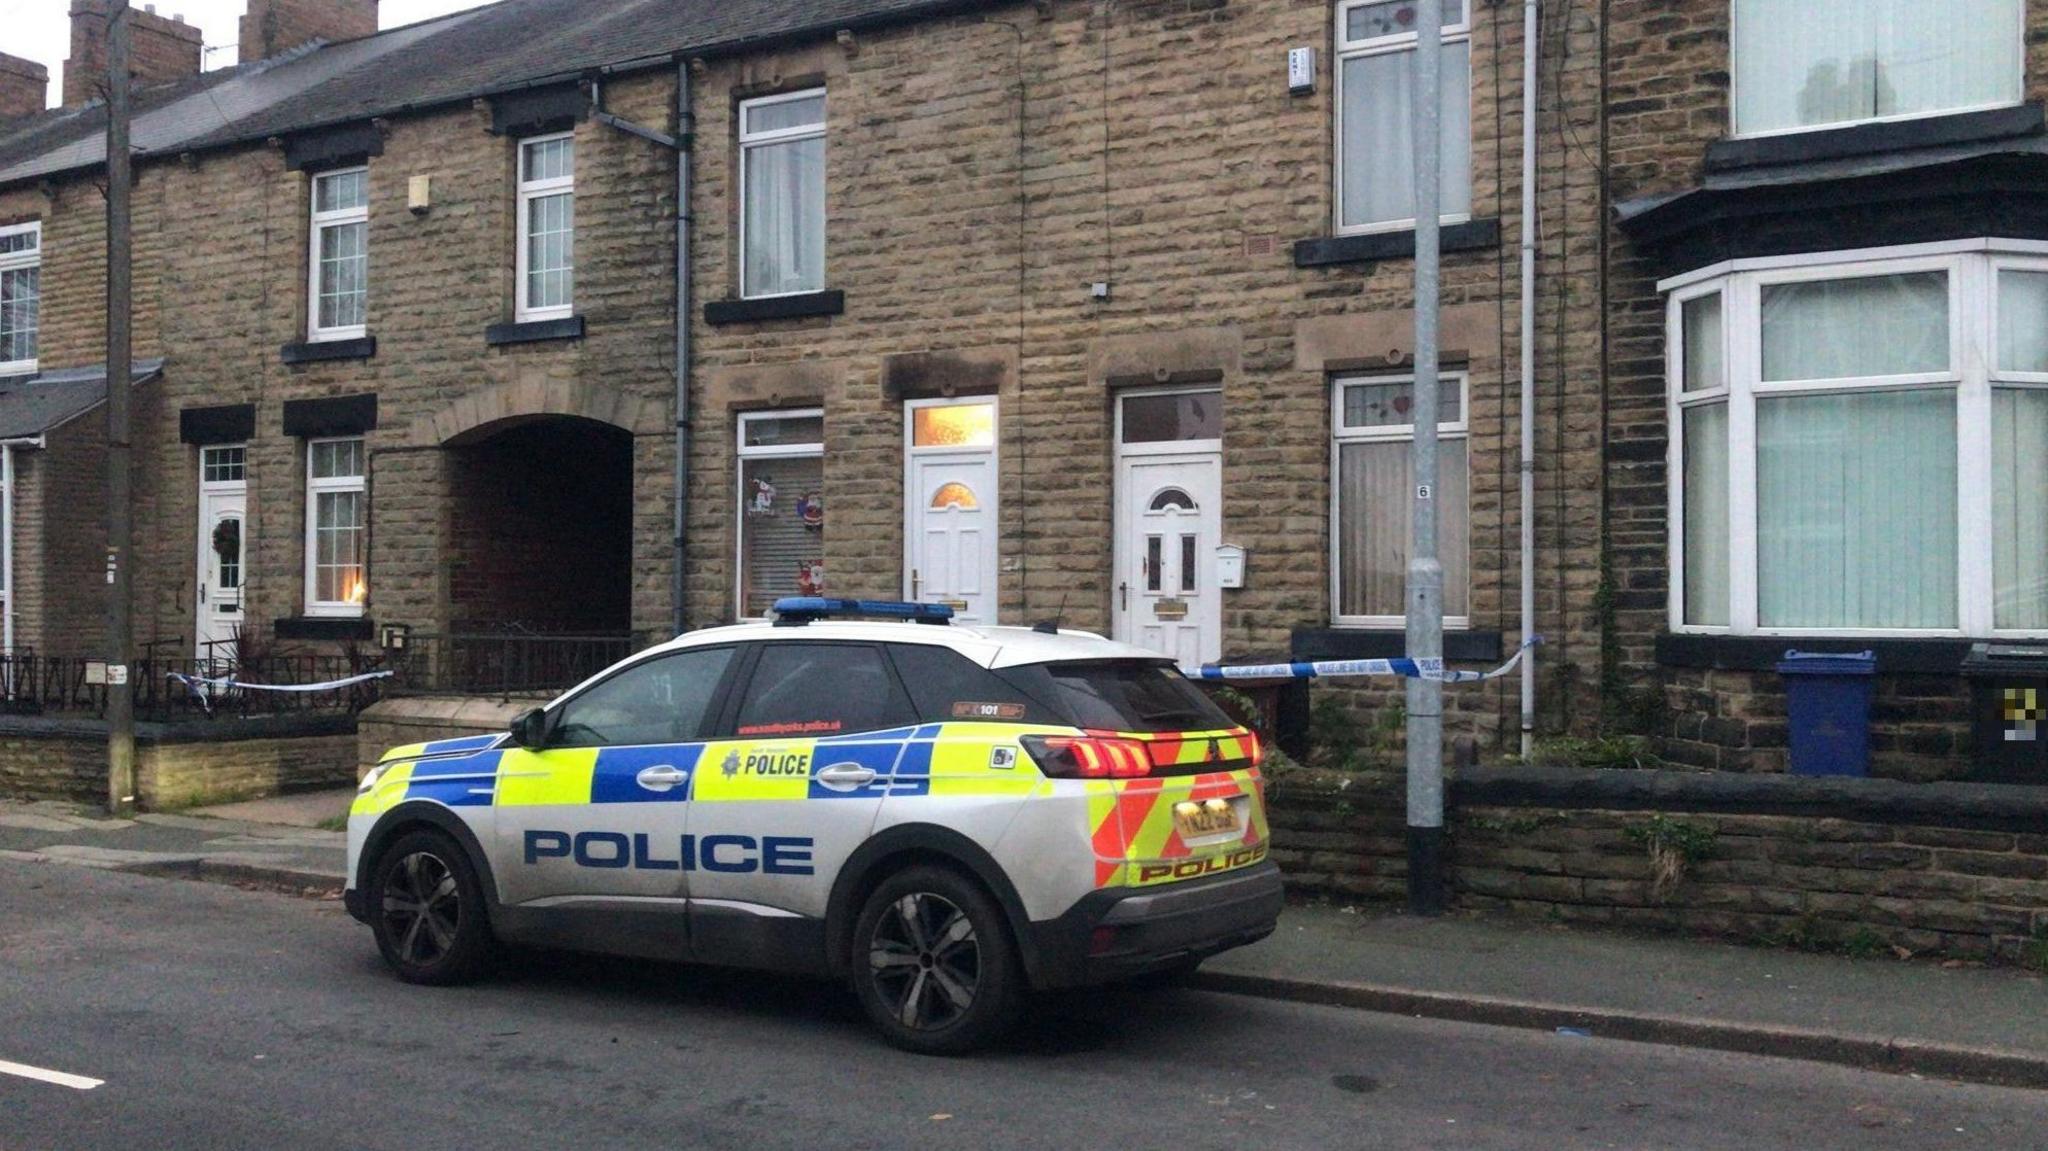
[0,716,356,806]
[356,696,528,775]
[1268,766,2048,962]
[63,0,203,107]
[13,410,119,655]
[240,0,379,64]
[0,52,48,120]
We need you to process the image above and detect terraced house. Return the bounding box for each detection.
[0,0,2040,793]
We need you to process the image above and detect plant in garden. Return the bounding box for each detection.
[1624,814,1717,897]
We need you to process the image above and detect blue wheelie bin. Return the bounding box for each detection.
[1776,650,1877,777]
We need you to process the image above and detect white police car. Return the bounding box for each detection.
[346,598,1281,1053]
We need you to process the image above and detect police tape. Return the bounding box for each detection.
[1178,637,1541,685]
[167,669,395,694]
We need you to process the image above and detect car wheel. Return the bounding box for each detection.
[852,865,1023,1055]
[369,828,494,986]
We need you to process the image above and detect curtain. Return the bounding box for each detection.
[525,192,573,310]
[1734,0,2021,133]
[1338,439,1468,618]
[744,136,825,297]
[2000,270,2048,373]
[1994,389,2048,629]
[0,266,35,364]
[318,220,366,330]
[1760,272,1947,382]
[1757,390,1956,628]
[1339,41,1472,230]
[1683,295,1723,392]
[1682,404,1729,626]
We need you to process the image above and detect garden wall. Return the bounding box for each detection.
[1266,766,2048,963]
[0,714,356,808]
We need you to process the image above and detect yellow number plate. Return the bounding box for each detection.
[1173,798,1241,839]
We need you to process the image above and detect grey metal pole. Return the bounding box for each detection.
[1519,0,1539,760]
[1405,0,1446,916]
[105,0,136,815]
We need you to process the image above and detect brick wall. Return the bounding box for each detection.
[1268,767,2048,962]
[0,53,48,120]
[356,696,528,775]
[240,0,379,64]
[63,0,203,107]
[0,716,356,806]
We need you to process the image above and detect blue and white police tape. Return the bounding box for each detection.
[167,669,395,694]
[1179,637,1541,685]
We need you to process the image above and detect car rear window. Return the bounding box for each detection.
[886,644,1048,725]
[996,659,1233,733]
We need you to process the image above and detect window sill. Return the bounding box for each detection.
[1656,633,1973,675]
[1292,627,1503,663]
[1705,103,2044,173]
[275,616,374,642]
[486,316,586,346]
[1294,218,1501,268]
[280,336,376,365]
[705,290,845,325]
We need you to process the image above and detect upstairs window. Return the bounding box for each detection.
[739,90,826,298]
[517,133,575,322]
[306,437,368,617]
[309,168,368,341]
[0,222,40,375]
[1732,0,2024,136]
[1335,0,1472,235]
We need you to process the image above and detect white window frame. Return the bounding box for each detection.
[1728,0,2027,140]
[1333,0,1473,237]
[0,221,42,376]
[734,408,825,620]
[1664,240,2048,639]
[515,132,575,323]
[304,436,368,619]
[307,167,369,342]
[1329,370,1470,628]
[737,88,827,301]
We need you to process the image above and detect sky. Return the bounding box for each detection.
[7,0,501,108]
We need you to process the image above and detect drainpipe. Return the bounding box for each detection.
[672,56,694,639]
[1519,0,1539,759]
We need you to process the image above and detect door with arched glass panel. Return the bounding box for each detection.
[1114,389,1223,665]
[904,398,998,625]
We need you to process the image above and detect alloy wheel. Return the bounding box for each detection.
[867,892,981,1031]
[382,850,461,967]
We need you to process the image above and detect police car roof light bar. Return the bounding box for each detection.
[770,597,955,626]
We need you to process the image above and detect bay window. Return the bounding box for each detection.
[306,437,367,617]
[1669,246,2048,637]
[739,90,826,299]
[0,222,39,375]
[1332,372,1469,626]
[1335,0,1472,234]
[736,410,824,619]
[1731,0,2024,137]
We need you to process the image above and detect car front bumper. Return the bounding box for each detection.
[1026,860,1284,989]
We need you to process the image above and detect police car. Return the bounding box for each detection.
[345,598,1281,1053]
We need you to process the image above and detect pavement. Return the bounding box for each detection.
[1,793,2044,1090]
[5,863,2043,1151]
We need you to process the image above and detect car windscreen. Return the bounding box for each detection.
[995,659,1234,733]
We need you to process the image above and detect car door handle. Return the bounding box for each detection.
[815,763,878,790]
[636,765,689,792]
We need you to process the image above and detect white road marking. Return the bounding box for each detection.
[0,1059,104,1091]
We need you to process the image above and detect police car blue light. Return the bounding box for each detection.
[770,596,955,625]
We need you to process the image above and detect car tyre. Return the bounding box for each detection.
[368,828,495,986]
[852,865,1023,1055]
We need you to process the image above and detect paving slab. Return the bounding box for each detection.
[185,789,356,828]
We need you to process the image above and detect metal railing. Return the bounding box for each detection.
[384,633,637,697]
[0,651,386,720]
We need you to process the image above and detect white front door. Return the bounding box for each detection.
[1114,389,1224,666]
[905,399,999,626]
[196,445,248,665]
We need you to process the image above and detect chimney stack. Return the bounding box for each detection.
[240,0,379,65]
[0,53,49,121]
[63,0,202,107]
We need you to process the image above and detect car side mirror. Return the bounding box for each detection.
[509,707,552,750]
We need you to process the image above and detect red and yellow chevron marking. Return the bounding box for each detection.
[1087,766,1267,888]
[1101,726,1255,771]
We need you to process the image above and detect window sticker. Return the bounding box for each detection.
[951,701,1027,721]
[736,719,844,737]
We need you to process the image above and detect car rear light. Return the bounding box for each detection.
[1021,734,1154,779]
[1245,731,1265,769]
